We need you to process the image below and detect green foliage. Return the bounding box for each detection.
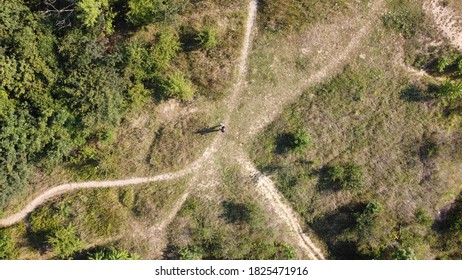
[169,196,295,260]
[291,129,313,154]
[438,79,462,116]
[327,163,364,192]
[88,248,140,260]
[197,27,218,49]
[382,0,424,39]
[48,224,83,259]
[179,198,200,216]
[76,0,109,28]
[0,230,17,260]
[162,72,196,101]
[439,79,462,101]
[356,202,383,231]
[437,53,462,74]
[127,0,188,26]
[178,245,203,260]
[392,247,416,260]
[152,29,181,71]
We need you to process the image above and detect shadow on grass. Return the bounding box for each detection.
[316,166,341,192]
[310,203,369,259]
[400,84,439,102]
[195,125,221,135]
[275,132,295,154]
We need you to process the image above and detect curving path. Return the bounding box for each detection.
[0,0,385,260]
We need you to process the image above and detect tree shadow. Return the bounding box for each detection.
[275,132,295,154]
[310,203,369,259]
[316,165,341,192]
[179,27,201,52]
[221,200,254,225]
[400,83,438,102]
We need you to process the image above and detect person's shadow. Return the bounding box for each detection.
[195,125,221,135]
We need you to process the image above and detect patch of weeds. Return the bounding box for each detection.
[179,198,200,217]
[319,163,364,192]
[382,0,425,39]
[197,27,219,49]
[0,229,18,259]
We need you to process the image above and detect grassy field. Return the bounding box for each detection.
[164,159,298,260]
[249,0,462,259]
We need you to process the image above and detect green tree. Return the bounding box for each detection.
[76,0,109,29]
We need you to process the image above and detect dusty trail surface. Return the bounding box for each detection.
[425,0,462,50]
[0,0,384,260]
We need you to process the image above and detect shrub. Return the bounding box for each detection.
[392,247,416,260]
[0,230,17,260]
[437,53,461,74]
[439,79,462,101]
[162,72,196,101]
[196,27,218,49]
[88,248,140,260]
[127,0,188,26]
[327,163,364,191]
[382,0,424,39]
[178,245,203,260]
[291,129,313,154]
[48,224,83,259]
[356,202,383,231]
[152,28,181,71]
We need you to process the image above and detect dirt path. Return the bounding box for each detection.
[424,0,462,50]
[235,150,324,259]
[0,0,383,260]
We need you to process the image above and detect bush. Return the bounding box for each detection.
[88,248,140,260]
[327,163,364,191]
[48,224,83,259]
[392,247,416,260]
[196,27,218,49]
[162,72,196,101]
[0,230,17,260]
[382,0,424,39]
[178,245,203,260]
[127,0,188,26]
[291,129,313,154]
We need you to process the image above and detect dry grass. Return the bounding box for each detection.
[248,0,462,259]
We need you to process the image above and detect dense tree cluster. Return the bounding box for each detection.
[0,0,193,208]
